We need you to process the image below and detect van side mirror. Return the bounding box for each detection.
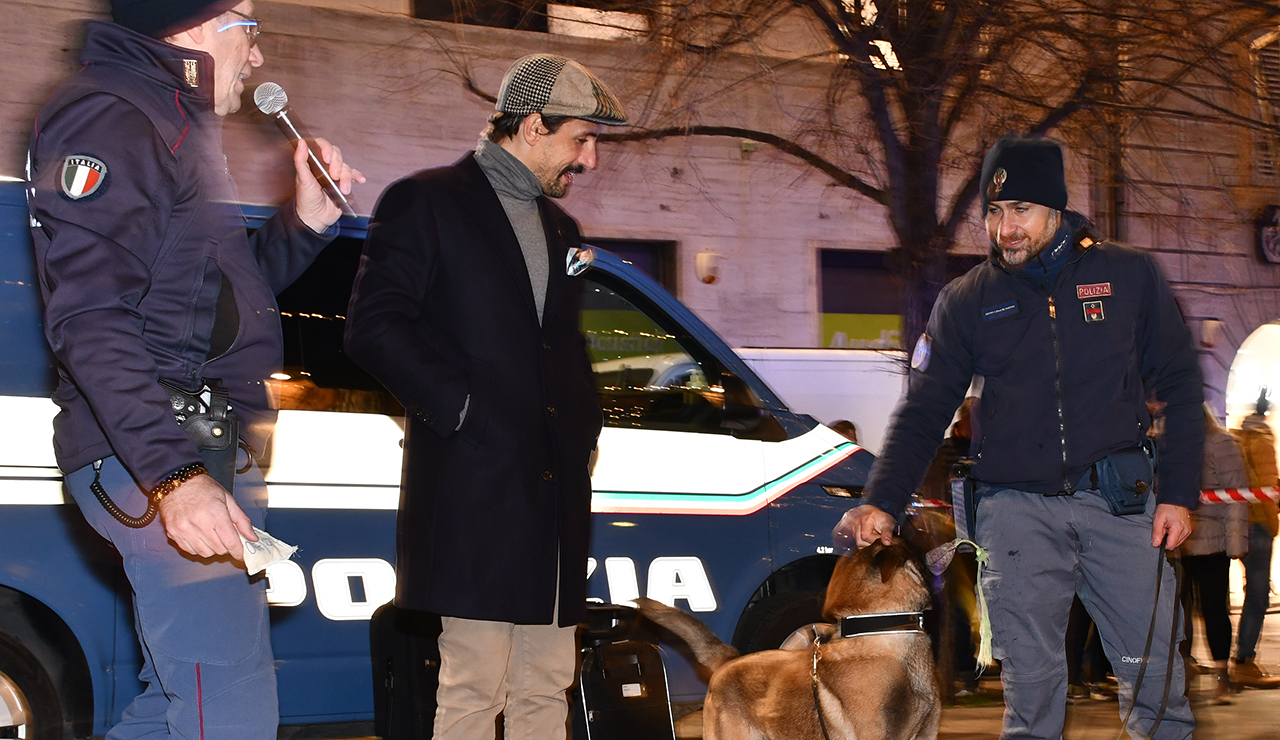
[718,372,786,441]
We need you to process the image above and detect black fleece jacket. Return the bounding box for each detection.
[866,211,1203,520]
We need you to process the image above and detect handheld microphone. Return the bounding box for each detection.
[254,82,356,218]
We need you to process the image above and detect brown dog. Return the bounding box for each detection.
[636,538,939,740]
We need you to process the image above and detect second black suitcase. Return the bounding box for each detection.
[369,603,442,740]
[574,604,676,740]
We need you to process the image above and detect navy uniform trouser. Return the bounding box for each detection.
[976,485,1194,740]
[64,453,276,740]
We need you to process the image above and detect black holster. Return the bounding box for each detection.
[158,378,239,493]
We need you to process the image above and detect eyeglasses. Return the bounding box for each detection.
[217,9,262,46]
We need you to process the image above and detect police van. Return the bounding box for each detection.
[0,179,873,739]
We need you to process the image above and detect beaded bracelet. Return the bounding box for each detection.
[150,463,208,503]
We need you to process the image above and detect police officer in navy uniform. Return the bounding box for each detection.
[838,134,1201,739]
[27,2,362,738]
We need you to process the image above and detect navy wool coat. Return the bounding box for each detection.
[345,153,602,626]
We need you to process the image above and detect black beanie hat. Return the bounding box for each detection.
[980,133,1068,211]
[112,0,241,39]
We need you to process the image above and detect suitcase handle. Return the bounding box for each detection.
[583,603,640,644]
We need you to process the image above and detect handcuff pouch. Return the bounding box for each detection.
[1094,442,1155,516]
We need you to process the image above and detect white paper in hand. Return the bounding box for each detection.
[238,527,298,575]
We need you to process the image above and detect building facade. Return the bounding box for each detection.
[5,0,1280,414]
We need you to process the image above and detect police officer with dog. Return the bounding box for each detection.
[27,1,362,738]
[839,134,1202,739]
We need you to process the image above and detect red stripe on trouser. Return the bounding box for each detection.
[196,663,204,740]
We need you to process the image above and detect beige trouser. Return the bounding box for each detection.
[432,612,578,740]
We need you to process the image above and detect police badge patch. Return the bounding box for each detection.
[992,167,1007,198]
[183,59,200,88]
[911,333,932,371]
[59,155,107,200]
[1083,300,1105,323]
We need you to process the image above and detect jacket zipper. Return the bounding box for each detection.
[1047,295,1072,493]
[1001,225,1094,494]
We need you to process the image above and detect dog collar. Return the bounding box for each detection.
[838,611,925,638]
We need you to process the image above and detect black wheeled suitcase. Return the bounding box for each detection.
[573,605,677,740]
[369,603,442,740]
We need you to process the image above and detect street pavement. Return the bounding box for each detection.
[934,676,1280,739]
[339,603,1280,739]
[672,672,1280,739]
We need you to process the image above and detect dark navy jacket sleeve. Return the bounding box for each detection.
[248,199,336,295]
[1136,255,1204,508]
[344,176,470,438]
[865,281,977,521]
[30,94,202,489]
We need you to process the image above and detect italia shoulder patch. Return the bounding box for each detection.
[911,333,932,371]
[59,155,108,200]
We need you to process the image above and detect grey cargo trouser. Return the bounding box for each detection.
[975,485,1194,740]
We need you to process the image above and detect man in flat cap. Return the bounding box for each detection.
[345,54,626,739]
[835,134,1202,738]
[27,1,361,738]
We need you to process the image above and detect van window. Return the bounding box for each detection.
[581,275,730,435]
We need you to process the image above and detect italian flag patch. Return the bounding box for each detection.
[59,155,107,200]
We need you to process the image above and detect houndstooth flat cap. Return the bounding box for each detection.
[495,54,629,126]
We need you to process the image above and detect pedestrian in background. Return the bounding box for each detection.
[1232,389,1280,689]
[26,1,362,737]
[918,399,980,695]
[1065,596,1115,703]
[1180,405,1249,704]
[918,398,973,504]
[830,419,859,443]
[345,54,627,740]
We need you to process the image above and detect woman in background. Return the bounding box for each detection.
[1181,404,1250,704]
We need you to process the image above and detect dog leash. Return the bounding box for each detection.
[925,538,993,670]
[1115,543,1181,740]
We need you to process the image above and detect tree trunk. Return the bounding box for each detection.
[898,239,951,357]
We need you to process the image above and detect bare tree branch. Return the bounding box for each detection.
[600,125,887,203]
[416,0,1280,350]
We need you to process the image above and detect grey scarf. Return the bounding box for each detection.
[473,139,550,323]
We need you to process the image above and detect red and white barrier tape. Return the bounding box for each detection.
[1201,487,1280,504]
[912,490,1278,506]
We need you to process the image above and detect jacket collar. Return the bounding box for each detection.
[81,20,216,111]
[452,154,575,327]
[538,197,578,327]
[449,154,583,328]
[988,210,1099,284]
